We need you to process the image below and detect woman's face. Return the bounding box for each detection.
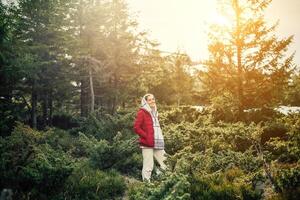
[146,95,156,109]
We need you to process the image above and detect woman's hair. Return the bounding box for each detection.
[144,93,154,101]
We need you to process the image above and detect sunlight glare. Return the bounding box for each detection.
[209,12,231,27]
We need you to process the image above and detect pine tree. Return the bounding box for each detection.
[202,0,295,120]
[285,73,300,106]
[0,1,20,135]
[10,0,75,128]
[66,0,141,115]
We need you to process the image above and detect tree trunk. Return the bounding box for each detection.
[31,79,37,129]
[89,66,95,113]
[42,92,48,128]
[49,91,53,126]
[108,76,113,112]
[111,73,118,114]
[234,0,244,120]
[112,96,116,114]
[80,77,89,117]
[78,0,89,117]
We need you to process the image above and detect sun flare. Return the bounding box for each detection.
[210,13,231,26]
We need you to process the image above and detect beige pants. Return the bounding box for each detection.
[142,148,167,181]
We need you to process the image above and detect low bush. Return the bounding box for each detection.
[59,163,126,200]
[0,123,74,199]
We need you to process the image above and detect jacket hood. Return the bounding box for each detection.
[141,94,157,114]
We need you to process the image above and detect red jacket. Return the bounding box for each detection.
[133,109,154,147]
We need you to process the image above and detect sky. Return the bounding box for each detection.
[127,0,300,66]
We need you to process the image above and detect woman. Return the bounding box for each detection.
[134,93,166,181]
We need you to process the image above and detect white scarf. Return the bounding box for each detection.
[141,94,165,149]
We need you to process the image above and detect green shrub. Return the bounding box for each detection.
[244,107,283,123]
[20,144,74,197]
[191,170,261,200]
[61,163,126,200]
[261,121,288,144]
[0,123,74,199]
[51,112,80,130]
[128,172,190,200]
[71,132,99,158]
[42,128,76,152]
[159,106,203,125]
[273,165,300,197]
[90,133,141,177]
[265,115,300,163]
[208,92,239,122]
[75,109,135,141]
[0,100,28,137]
[41,128,99,159]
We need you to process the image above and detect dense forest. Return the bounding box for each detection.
[0,0,299,199]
